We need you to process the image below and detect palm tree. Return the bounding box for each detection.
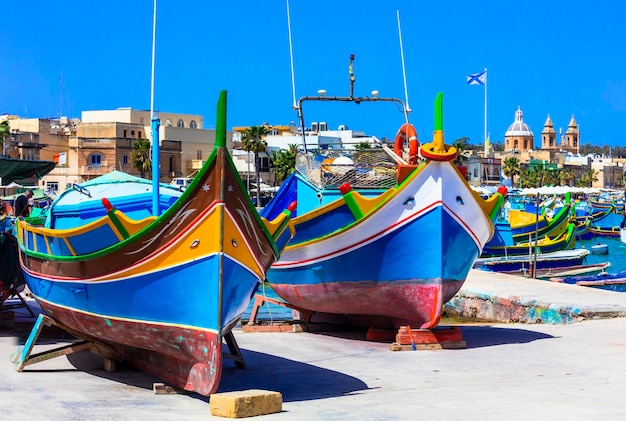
[242,125,270,206]
[272,144,298,184]
[502,157,521,187]
[0,121,10,156]
[131,139,151,178]
[577,168,598,187]
[560,168,574,186]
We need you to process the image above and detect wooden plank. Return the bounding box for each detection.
[389,341,467,351]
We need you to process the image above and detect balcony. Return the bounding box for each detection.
[80,165,115,176]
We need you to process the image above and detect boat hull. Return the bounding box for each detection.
[268,161,493,328]
[15,93,285,396]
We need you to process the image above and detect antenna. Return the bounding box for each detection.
[286,0,297,110]
[59,71,64,118]
[396,10,411,124]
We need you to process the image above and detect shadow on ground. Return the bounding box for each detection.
[219,348,370,401]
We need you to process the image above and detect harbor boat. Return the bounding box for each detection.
[573,217,593,241]
[499,261,610,279]
[550,270,626,293]
[262,60,498,329]
[589,198,625,213]
[42,171,184,229]
[621,214,626,243]
[13,91,296,396]
[480,222,576,258]
[474,248,591,273]
[509,194,572,243]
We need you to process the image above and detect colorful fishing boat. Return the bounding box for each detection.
[550,270,626,292]
[499,261,610,279]
[262,62,498,329]
[510,194,572,243]
[42,171,184,229]
[474,248,591,273]
[480,222,576,258]
[12,91,296,396]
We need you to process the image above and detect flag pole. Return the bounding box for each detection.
[484,67,488,157]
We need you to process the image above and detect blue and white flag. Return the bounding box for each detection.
[466,71,486,85]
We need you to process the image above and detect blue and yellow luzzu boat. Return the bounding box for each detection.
[263,88,499,329]
[13,91,295,396]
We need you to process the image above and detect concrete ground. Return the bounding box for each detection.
[2,271,626,420]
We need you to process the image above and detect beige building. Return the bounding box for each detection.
[541,114,579,155]
[40,108,233,192]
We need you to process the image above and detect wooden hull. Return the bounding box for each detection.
[474,248,590,272]
[267,160,494,329]
[16,92,286,396]
[35,301,224,396]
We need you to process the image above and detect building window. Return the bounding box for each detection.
[190,120,197,129]
[131,130,135,136]
[138,131,142,138]
[46,181,59,193]
[90,153,102,167]
[473,168,478,177]
[124,129,127,137]
[166,119,173,127]
[196,150,202,160]
[123,155,128,164]
[177,119,185,128]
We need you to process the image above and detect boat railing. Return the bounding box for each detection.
[17,210,156,257]
[296,145,399,190]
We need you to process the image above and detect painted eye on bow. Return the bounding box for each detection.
[456,196,464,205]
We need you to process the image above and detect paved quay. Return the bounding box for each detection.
[446,269,626,324]
[2,271,626,420]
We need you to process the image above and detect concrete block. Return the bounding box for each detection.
[210,389,282,418]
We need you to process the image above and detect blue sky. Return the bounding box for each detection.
[3,1,626,148]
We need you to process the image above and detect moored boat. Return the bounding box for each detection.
[263,60,498,328]
[474,248,591,273]
[13,91,296,396]
[550,269,626,292]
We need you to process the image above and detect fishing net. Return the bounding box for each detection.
[295,146,399,190]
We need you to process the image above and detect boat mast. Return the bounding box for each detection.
[150,0,161,217]
[296,54,408,153]
[396,9,411,125]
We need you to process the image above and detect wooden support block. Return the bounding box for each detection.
[396,326,464,345]
[153,383,179,395]
[389,341,467,351]
[210,389,282,418]
[104,357,116,373]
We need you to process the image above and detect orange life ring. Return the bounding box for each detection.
[394,123,419,164]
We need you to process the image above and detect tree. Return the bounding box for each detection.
[502,157,521,187]
[272,144,298,184]
[577,168,598,187]
[560,168,574,186]
[131,139,151,178]
[453,137,469,166]
[242,125,270,206]
[0,121,10,156]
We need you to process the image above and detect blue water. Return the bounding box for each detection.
[577,237,626,274]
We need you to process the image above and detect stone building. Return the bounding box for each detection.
[504,107,534,152]
[541,114,579,155]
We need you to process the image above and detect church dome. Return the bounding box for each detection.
[505,106,534,137]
